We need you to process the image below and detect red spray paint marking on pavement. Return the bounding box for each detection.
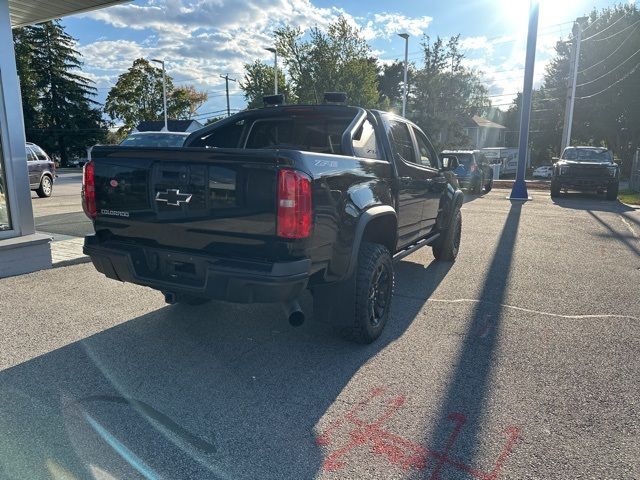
[317,387,521,479]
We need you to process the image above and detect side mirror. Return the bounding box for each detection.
[442,155,459,171]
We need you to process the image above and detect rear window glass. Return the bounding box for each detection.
[244,116,353,154]
[446,153,473,167]
[120,133,187,147]
[562,148,612,162]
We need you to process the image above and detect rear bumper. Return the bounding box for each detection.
[554,177,616,189]
[83,236,310,303]
[455,175,478,188]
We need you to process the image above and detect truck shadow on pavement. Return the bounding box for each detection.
[0,259,456,479]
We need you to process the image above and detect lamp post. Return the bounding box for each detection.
[151,58,168,131]
[398,33,409,117]
[509,0,539,201]
[265,47,278,95]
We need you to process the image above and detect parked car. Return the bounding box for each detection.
[442,149,493,194]
[532,165,553,178]
[82,99,464,344]
[551,146,619,200]
[69,158,89,168]
[120,131,190,147]
[26,142,55,198]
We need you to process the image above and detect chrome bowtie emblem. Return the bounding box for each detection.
[155,189,193,206]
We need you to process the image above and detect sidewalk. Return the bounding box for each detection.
[41,232,89,267]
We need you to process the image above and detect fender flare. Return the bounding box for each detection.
[344,205,397,280]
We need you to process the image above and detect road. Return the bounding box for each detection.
[2,186,638,479]
[32,169,92,238]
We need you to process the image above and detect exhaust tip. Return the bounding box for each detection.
[289,310,305,327]
[283,300,305,327]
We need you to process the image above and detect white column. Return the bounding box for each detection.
[0,0,35,238]
[0,0,52,277]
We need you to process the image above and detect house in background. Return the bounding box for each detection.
[133,119,203,133]
[461,116,506,149]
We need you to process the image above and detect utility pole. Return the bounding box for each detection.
[561,19,584,153]
[220,74,237,117]
[398,33,409,117]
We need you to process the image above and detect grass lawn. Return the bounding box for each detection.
[619,190,640,205]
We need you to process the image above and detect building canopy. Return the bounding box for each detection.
[9,0,128,28]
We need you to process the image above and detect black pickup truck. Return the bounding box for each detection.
[82,104,463,343]
[551,146,619,200]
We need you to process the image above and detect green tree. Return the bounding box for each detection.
[12,27,39,134]
[14,21,106,164]
[105,58,208,132]
[273,16,381,107]
[169,85,209,119]
[377,60,415,111]
[240,60,294,109]
[410,35,489,149]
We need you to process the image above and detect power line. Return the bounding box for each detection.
[584,17,640,43]
[576,61,640,99]
[582,12,631,41]
[576,44,640,88]
[578,24,639,74]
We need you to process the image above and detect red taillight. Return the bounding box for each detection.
[277,169,312,239]
[82,160,97,220]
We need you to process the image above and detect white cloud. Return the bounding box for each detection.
[77,0,435,116]
[459,36,494,53]
[372,13,432,38]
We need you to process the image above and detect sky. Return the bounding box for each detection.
[59,0,632,123]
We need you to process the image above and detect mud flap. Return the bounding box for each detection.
[311,272,357,327]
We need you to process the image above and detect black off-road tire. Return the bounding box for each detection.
[433,207,462,262]
[550,179,561,198]
[36,175,53,198]
[341,242,394,344]
[606,182,619,201]
[472,177,482,194]
[484,177,493,193]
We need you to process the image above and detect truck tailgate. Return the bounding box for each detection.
[92,147,280,259]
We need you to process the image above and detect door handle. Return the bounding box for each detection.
[399,176,412,185]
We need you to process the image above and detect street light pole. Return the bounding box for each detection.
[509,0,539,201]
[151,59,168,131]
[265,47,278,95]
[398,33,409,117]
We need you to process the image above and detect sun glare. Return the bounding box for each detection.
[499,0,581,28]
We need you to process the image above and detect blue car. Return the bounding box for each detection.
[441,150,493,194]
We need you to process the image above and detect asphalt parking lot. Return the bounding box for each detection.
[1,188,639,479]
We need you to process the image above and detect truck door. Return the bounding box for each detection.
[410,126,446,232]
[385,118,431,248]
